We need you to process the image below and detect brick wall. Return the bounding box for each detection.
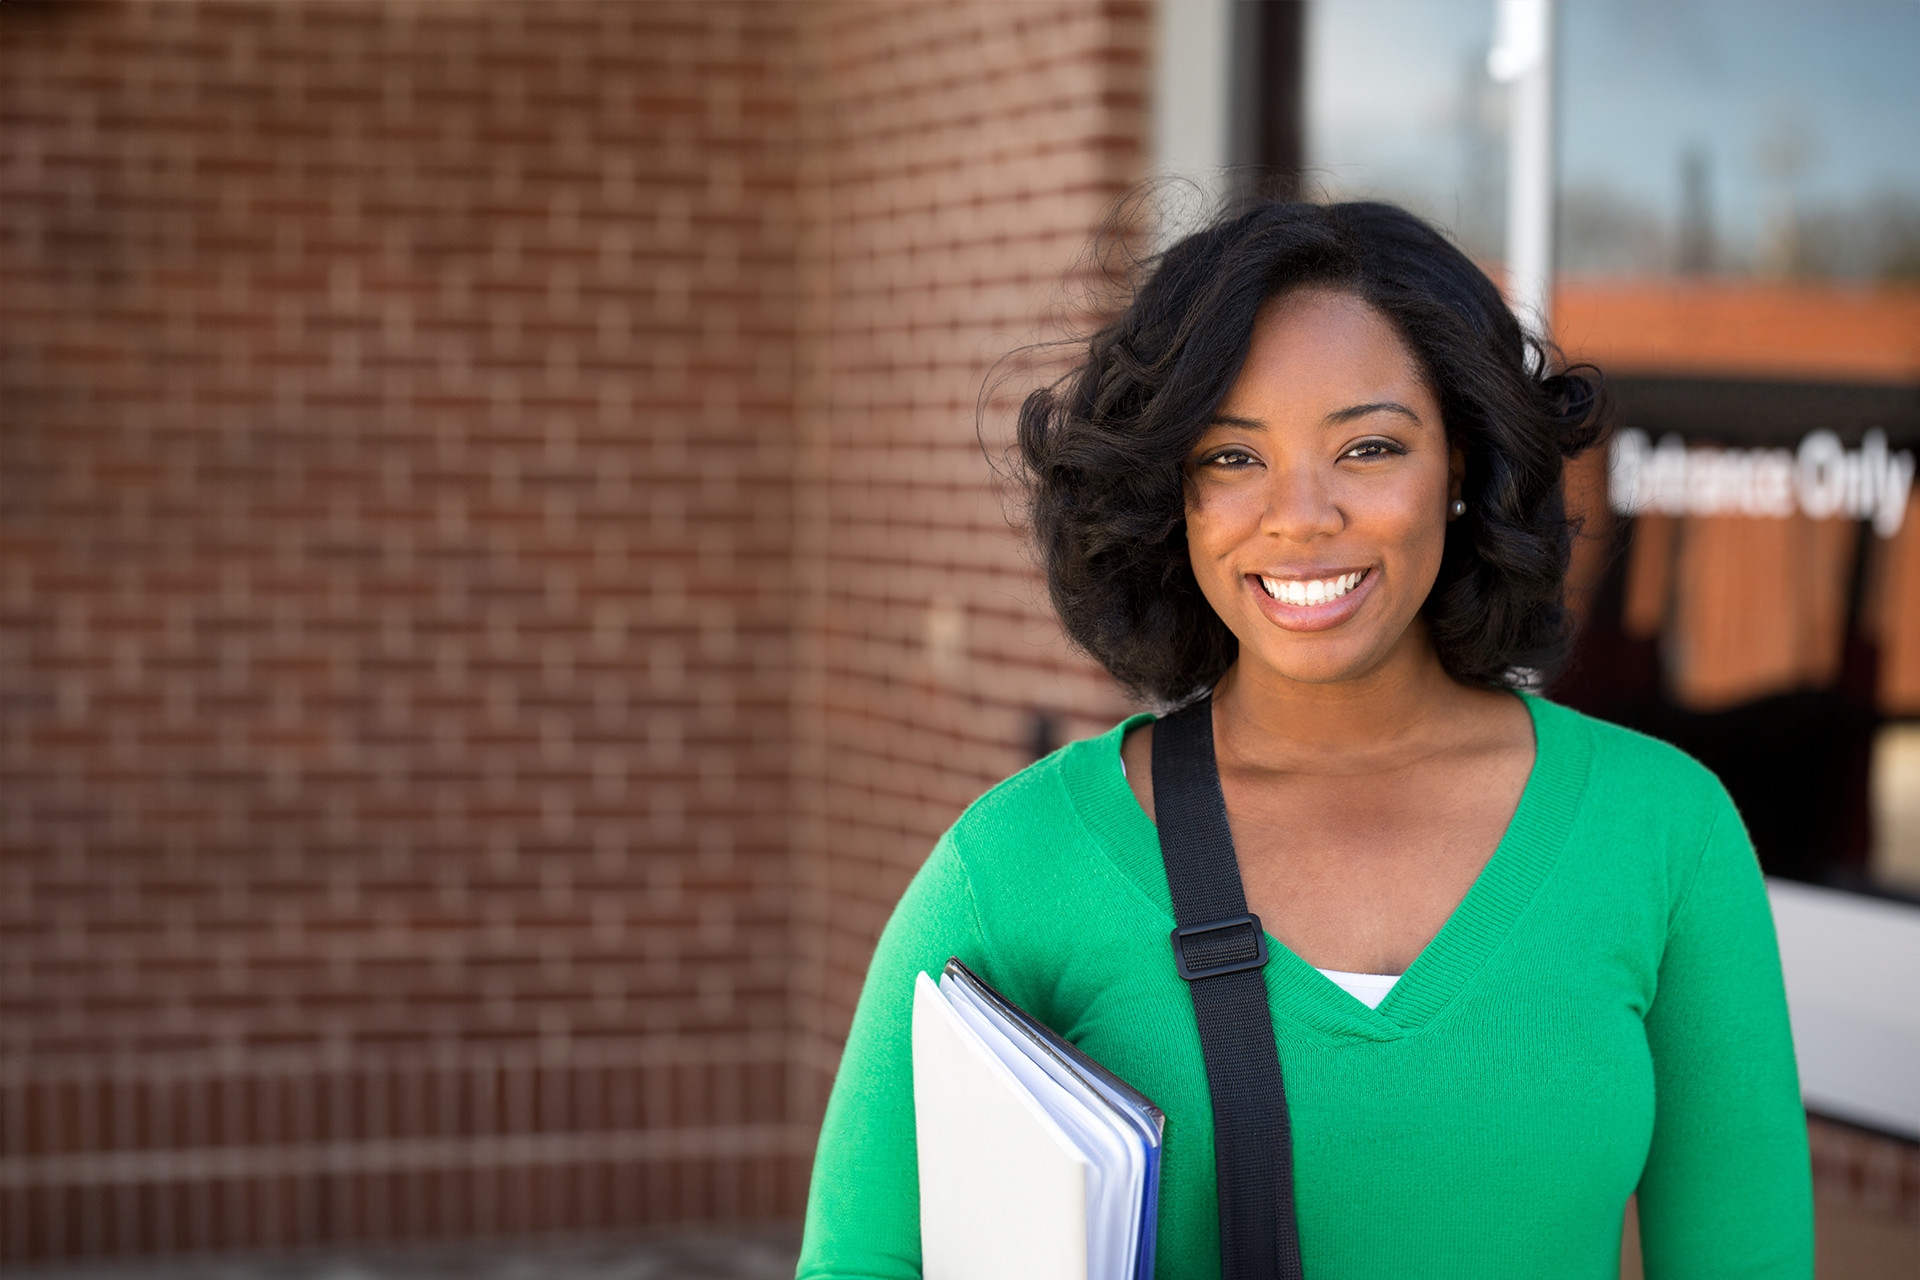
[787,0,1149,1109]
[0,0,1147,1261]
[0,0,812,1256]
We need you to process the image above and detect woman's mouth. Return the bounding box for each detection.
[1246,567,1375,632]
[1257,570,1366,607]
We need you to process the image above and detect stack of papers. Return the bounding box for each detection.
[912,957,1164,1280]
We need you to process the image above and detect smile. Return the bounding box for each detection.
[1258,569,1368,607]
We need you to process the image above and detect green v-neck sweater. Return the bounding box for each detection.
[797,696,1813,1278]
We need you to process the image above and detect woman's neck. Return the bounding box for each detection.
[1209,625,1484,772]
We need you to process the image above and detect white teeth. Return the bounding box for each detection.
[1260,570,1364,605]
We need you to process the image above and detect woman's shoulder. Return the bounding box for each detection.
[1525,697,1760,934]
[940,712,1152,871]
[1534,695,1729,797]
[1529,694,1745,855]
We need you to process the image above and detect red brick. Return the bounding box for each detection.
[0,0,1148,1262]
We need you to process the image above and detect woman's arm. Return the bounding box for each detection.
[797,830,989,1280]
[1636,798,1814,1278]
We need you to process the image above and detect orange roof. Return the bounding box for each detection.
[1552,278,1920,384]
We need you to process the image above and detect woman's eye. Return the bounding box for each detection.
[1207,449,1257,468]
[1343,439,1402,460]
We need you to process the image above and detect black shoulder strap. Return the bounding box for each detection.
[1152,695,1304,1280]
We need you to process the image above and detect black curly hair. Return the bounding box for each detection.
[1015,198,1607,705]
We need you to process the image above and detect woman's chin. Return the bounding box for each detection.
[1236,633,1401,688]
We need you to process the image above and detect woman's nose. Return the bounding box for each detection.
[1260,462,1343,541]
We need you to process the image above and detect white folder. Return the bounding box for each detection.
[912,961,1163,1280]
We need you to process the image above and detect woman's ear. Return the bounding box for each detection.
[1448,443,1466,505]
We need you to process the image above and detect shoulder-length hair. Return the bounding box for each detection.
[1015,199,1606,705]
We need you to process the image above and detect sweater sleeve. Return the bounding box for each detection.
[1636,794,1814,1279]
[796,830,988,1280]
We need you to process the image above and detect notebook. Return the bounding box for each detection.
[912,957,1164,1280]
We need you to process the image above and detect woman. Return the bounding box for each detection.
[797,201,1812,1277]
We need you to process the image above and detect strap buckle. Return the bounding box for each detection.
[1170,914,1269,981]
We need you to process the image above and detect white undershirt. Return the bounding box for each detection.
[1314,967,1400,1009]
[1121,755,1404,1011]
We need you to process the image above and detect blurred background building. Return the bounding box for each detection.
[1,1,1914,1276]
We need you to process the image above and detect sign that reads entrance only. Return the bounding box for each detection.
[1608,428,1917,536]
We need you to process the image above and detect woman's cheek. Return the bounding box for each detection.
[1184,501,1247,611]
[1192,500,1249,566]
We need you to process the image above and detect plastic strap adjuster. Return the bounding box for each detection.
[1170,913,1269,981]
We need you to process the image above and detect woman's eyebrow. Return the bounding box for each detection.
[1326,401,1422,425]
[1207,413,1268,430]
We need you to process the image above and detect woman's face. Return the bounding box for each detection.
[1185,287,1463,688]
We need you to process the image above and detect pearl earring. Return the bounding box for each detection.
[1450,499,1467,518]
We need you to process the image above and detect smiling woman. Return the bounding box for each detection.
[797,201,1814,1280]
[1019,201,1603,705]
[1188,288,1458,673]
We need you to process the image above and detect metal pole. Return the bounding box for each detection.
[1489,0,1557,341]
